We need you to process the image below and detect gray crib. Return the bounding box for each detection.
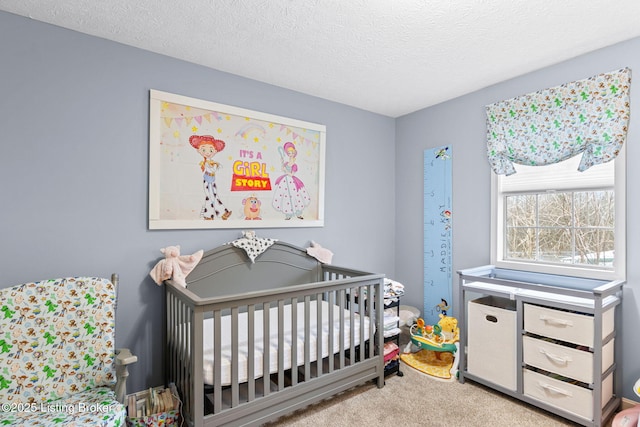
[165,241,385,426]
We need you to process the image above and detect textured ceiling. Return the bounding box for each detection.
[2,1,640,117]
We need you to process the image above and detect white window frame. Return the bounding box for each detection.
[490,147,626,281]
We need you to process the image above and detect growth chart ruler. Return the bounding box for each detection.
[423,145,453,325]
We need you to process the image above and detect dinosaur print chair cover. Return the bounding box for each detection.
[0,277,127,426]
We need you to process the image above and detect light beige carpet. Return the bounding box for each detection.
[267,362,582,427]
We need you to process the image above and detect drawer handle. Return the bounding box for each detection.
[485,315,498,323]
[538,381,573,397]
[539,315,573,327]
[539,348,572,365]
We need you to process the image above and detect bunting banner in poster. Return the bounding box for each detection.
[423,145,453,325]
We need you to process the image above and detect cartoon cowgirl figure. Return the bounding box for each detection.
[189,135,232,220]
[272,141,311,219]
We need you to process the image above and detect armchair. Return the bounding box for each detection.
[0,274,136,425]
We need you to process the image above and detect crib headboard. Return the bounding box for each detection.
[185,241,323,298]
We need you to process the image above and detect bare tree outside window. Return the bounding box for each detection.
[505,191,614,267]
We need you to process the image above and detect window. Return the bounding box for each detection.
[491,151,625,280]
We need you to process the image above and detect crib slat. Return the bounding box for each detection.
[359,285,366,361]
[338,289,345,369]
[350,287,356,365]
[263,302,270,397]
[367,283,375,358]
[304,295,311,379]
[378,278,385,387]
[328,291,334,373]
[357,285,362,361]
[231,306,239,407]
[277,299,285,391]
[316,293,323,377]
[291,297,298,385]
[213,309,222,413]
[247,304,255,401]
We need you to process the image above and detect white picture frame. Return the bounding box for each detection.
[148,90,326,229]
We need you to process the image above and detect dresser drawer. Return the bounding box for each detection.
[523,335,614,383]
[524,304,614,347]
[523,369,613,420]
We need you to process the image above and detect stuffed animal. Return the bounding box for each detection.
[612,405,640,427]
[149,245,204,287]
[306,241,334,264]
[229,231,277,263]
[437,313,459,342]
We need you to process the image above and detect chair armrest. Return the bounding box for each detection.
[115,348,137,403]
[116,348,138,366]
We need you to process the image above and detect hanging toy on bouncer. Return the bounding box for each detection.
[409,314,458,353]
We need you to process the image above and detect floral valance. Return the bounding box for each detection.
[486,68,631,175]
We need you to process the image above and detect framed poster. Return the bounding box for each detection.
[149,90,326,229]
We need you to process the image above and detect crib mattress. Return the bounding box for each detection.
[202,300,371,386]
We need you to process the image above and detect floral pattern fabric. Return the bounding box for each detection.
[0,277,124,426]
[486,68,631,175]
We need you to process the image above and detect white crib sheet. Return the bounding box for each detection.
[202,300,372,386]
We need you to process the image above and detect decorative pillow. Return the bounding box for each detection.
[0,277,116,404]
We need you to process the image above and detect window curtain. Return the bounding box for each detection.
[486,68,631,176]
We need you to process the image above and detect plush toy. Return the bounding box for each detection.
[149,245,204,287]
[306,241,334,264]
[437,313,459,342]
[612,405,640,427]
[228,231,277,263]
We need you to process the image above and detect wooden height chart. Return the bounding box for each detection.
[423,145,453,325]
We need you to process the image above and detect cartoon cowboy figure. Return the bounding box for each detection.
[189,135,232,220]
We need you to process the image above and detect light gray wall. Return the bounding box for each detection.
[3,8,639,402]
[395,38,640,399]
[0,12,396,392]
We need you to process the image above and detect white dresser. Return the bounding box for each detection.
[457,265,624,427]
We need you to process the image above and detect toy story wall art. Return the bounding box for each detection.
[148,90,326,229]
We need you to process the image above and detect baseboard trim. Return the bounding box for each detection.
[621,397,640,411]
